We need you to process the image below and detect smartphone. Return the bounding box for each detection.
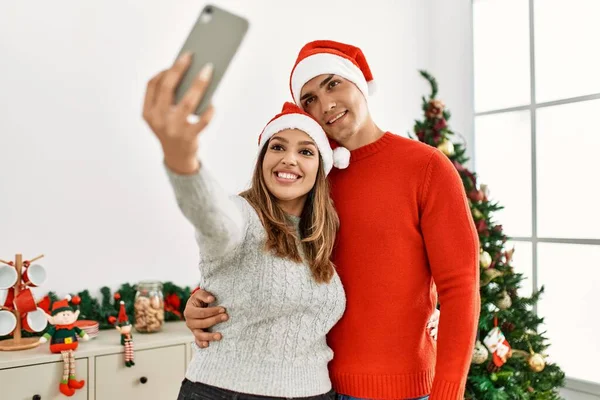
[174,4,249,115]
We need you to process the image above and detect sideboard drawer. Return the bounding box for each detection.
[94,344,185,400]
[0,358,89,400]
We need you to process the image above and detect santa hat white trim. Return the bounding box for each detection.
[259,113,334,175]
[291,53,374,106]
[332,147,351,169]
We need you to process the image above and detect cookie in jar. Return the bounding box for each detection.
[134,281,165,333]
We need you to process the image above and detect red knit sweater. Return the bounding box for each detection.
[327,132,480,400]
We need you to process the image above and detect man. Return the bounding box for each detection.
[185,40,480,400]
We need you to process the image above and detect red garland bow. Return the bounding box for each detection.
[164,293,182,319]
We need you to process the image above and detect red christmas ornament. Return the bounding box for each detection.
[108,316,117,325]
[434,119,448,131]
[165,293,183,318]
[432,130,442,145]
[114,293,121,301]
[476,220,490,236]
[468,190,485,203]
[502,321,516,333]
[71,295,81,305]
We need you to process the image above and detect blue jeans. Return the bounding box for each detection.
[337,395,429,400]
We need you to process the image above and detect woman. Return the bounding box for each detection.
[144,55,347,399]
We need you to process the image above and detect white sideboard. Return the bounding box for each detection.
[0,322,194,400]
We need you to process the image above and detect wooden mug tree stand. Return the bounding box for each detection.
[0,253,45,351]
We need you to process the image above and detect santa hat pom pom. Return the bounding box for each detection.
[333,147,351,169]
[368,80,377,95]
[65,294,72,302]
[120,300,125,305]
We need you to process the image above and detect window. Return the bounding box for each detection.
[473,0,600,388]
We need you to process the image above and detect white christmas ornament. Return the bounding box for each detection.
[472,340,489,364]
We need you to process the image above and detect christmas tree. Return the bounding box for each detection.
[412,71,566,399]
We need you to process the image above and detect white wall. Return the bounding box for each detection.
[0,0,452,298]
[428,0,475,168]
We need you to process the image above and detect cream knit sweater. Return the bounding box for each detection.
[166,165,346,397]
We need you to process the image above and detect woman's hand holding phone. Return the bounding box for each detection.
[142,53,215,175]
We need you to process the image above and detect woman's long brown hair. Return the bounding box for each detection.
[240,144,339,284]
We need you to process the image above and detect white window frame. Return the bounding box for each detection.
[472,0,600,396]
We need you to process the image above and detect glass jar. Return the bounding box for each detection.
[133,281,164,333]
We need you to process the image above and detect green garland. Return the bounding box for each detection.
[0,281,192,341]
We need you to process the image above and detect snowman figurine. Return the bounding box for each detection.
[39,295,89,397]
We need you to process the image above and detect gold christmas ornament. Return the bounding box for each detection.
[437,139,455,156]
[472,208,484,220]
[471,340,488,364]
[528,353,546,372]
[480,250,492,269]
[496,290,512,310]
[481,268,503,286]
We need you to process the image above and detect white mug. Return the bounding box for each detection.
[0,265,18,290]
[0,309,17,336]
[22,307,48,333]
[22,264,47,287]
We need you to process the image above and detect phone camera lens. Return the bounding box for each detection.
[204,6,213,14]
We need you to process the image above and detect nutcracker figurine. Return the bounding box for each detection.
[39,295,89,396]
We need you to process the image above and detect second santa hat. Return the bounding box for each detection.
[117,301,131,327]
[258,102,350,173]
[289,40,376,107]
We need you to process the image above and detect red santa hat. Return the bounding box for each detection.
[289,40,376,107]
[258,102,350,173]
[117,301,130,327]
[50,295,73,316]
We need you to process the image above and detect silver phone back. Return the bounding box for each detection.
[174,5,249,115]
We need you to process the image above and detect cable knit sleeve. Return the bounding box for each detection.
[419,149,481,400]
[164,163,248,260]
